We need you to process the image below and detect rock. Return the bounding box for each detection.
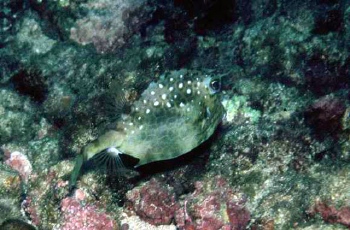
[125,178,179,225]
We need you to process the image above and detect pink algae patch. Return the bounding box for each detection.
[60,196,117,230]
[5,151,32,183]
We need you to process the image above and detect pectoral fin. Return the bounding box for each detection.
[69,130,123,189]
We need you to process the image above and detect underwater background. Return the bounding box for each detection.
[1,0,350,229]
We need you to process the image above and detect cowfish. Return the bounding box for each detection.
[70,69,225,187]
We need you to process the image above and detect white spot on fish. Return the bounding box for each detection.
[129,122,133,126]
[170,78,174,82]
[187,80,192,84]
[180,102,185,107]
[154,101,160,106]
[138,116,141,120]
[161,94,167,100]
[131,130,135,134]
[186,89,191,94]
[169,87,174,91]
[143,100,147,104]
[174,95,178,99]
[139,125,143,130]
[197,90,201,95]
[187,107,191,112]
[107,147,122,156]
[146,109,150,114]
[135,107,139,111]
[179,83,183,89]
[180,75,183,79]
[166,102,171,108]
[151,91,155,95]
[159,84,164,89]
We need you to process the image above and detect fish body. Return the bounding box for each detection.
[70,69,225,186]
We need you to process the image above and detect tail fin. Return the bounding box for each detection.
[69,154,84,191]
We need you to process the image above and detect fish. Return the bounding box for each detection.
[69,69,225,187]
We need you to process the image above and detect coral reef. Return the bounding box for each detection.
[304,54,349,96]
[305,96,346,138]
[15,17,57,55]
[70,0,156,53]
[120,212,177,230]
[0,0,350,229]
[308,201,350,228]
[4,150,32,183]
[20,159,120,229]
[175,176,250,230]
[59,195,117,230]
[11,68,49,104]
[0,89,39,144]
[125,178,179,225]
[0,162,23,226]
[0,218,36,230]
[21,161,73,227]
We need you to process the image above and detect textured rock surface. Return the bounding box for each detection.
[125,178,179,225]
[175,176,250,230]
[70,0,156,53]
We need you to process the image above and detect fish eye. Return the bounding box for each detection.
[209,80,221,93]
